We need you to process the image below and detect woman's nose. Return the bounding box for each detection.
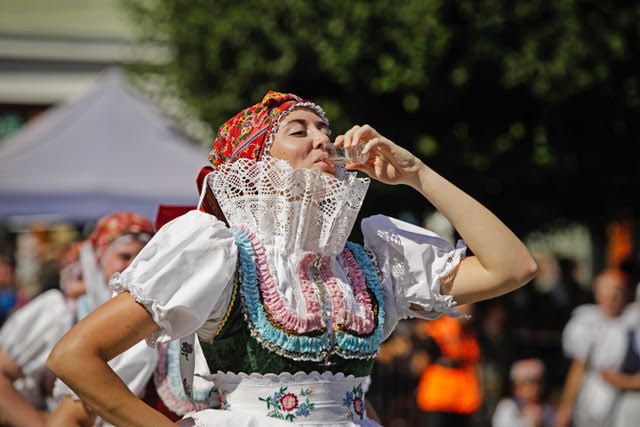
[312,130,331,150]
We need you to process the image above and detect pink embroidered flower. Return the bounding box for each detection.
[279,392,299,412]
[353,396,363,416]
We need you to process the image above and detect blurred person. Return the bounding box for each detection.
[0,212,152,427]
[593,281,640,427]
[476,301,516,424]
[492,358,555,427]
[48,214,215,427]
[47,91,536,426]
[0,242,83,427]
[415,304,482,427]
[0,256,16,326]
[555,269,631,427]
[369,320,418,426]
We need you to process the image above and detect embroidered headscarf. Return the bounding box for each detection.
[87,212,153,261]
[208,91,329,168]
[81,212,153,311]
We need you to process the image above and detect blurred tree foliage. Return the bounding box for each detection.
[126,0,640,234]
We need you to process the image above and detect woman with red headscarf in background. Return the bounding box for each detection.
[0,212,152,427]
[49,91,537,426]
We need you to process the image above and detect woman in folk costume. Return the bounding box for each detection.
[48,212,159,426]
[0,212,153,427]
[49,91,538,426]
[0,242,83,427]
[0,212,153,426]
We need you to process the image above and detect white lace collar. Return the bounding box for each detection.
[206,156,369,256]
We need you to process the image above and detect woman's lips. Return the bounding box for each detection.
[314,158,337,174]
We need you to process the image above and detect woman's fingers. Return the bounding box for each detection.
[342,125,360,149]
[374,156,385,177]
[351,125,376,148]
[337,124,385,150]
[361,137,388,155]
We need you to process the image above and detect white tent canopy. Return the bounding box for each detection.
[0,68,209,222]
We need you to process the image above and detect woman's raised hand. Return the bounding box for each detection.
[334,124,424,188]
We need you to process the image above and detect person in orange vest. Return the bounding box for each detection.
[416,303,482,426]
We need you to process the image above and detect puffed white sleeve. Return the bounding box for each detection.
[0,289,74,377]
[109,210,238,346]
[53,339,159,401]
[361,215,466,338]
[562,304,600,361]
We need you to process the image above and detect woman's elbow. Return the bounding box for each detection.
[47,338,76,380]
[513,252,539,286]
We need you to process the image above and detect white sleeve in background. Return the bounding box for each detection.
[561,304,602,361]
[0,289,74,377]
[492,398,529,427]
[361,215,466,339]
[109,210,238,346]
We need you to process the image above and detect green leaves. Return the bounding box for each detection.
[125,0,640,232]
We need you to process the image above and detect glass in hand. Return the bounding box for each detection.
[328,143,369,165]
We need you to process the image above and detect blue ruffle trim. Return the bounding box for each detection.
[232,228,330,361]
[335,242,385,359]
[232,228,385,361]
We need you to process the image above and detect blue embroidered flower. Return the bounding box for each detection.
[295,402,310,417]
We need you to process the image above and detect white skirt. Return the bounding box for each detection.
[178,371,381,426]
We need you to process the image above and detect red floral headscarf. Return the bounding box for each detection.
[208,91,328,168]
[88,212,153,259]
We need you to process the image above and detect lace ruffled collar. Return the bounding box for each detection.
[207,156,369,256]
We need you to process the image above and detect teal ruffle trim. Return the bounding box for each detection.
[335,242,385,359]
[232,228,330,361]
[231,228,385,361]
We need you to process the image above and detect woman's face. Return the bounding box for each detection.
[269,108,337,176]
[65,277,86,300]
[100,240,145,281]
[594,273,628,318]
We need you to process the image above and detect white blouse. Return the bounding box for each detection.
[562,304,627,366]
[0,289,74,377]
[111,209,465,347]
[561,304,629,425]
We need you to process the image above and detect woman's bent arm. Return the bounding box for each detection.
[410,164,538,303]
[47,293,173,427]
[338,124,538,304]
